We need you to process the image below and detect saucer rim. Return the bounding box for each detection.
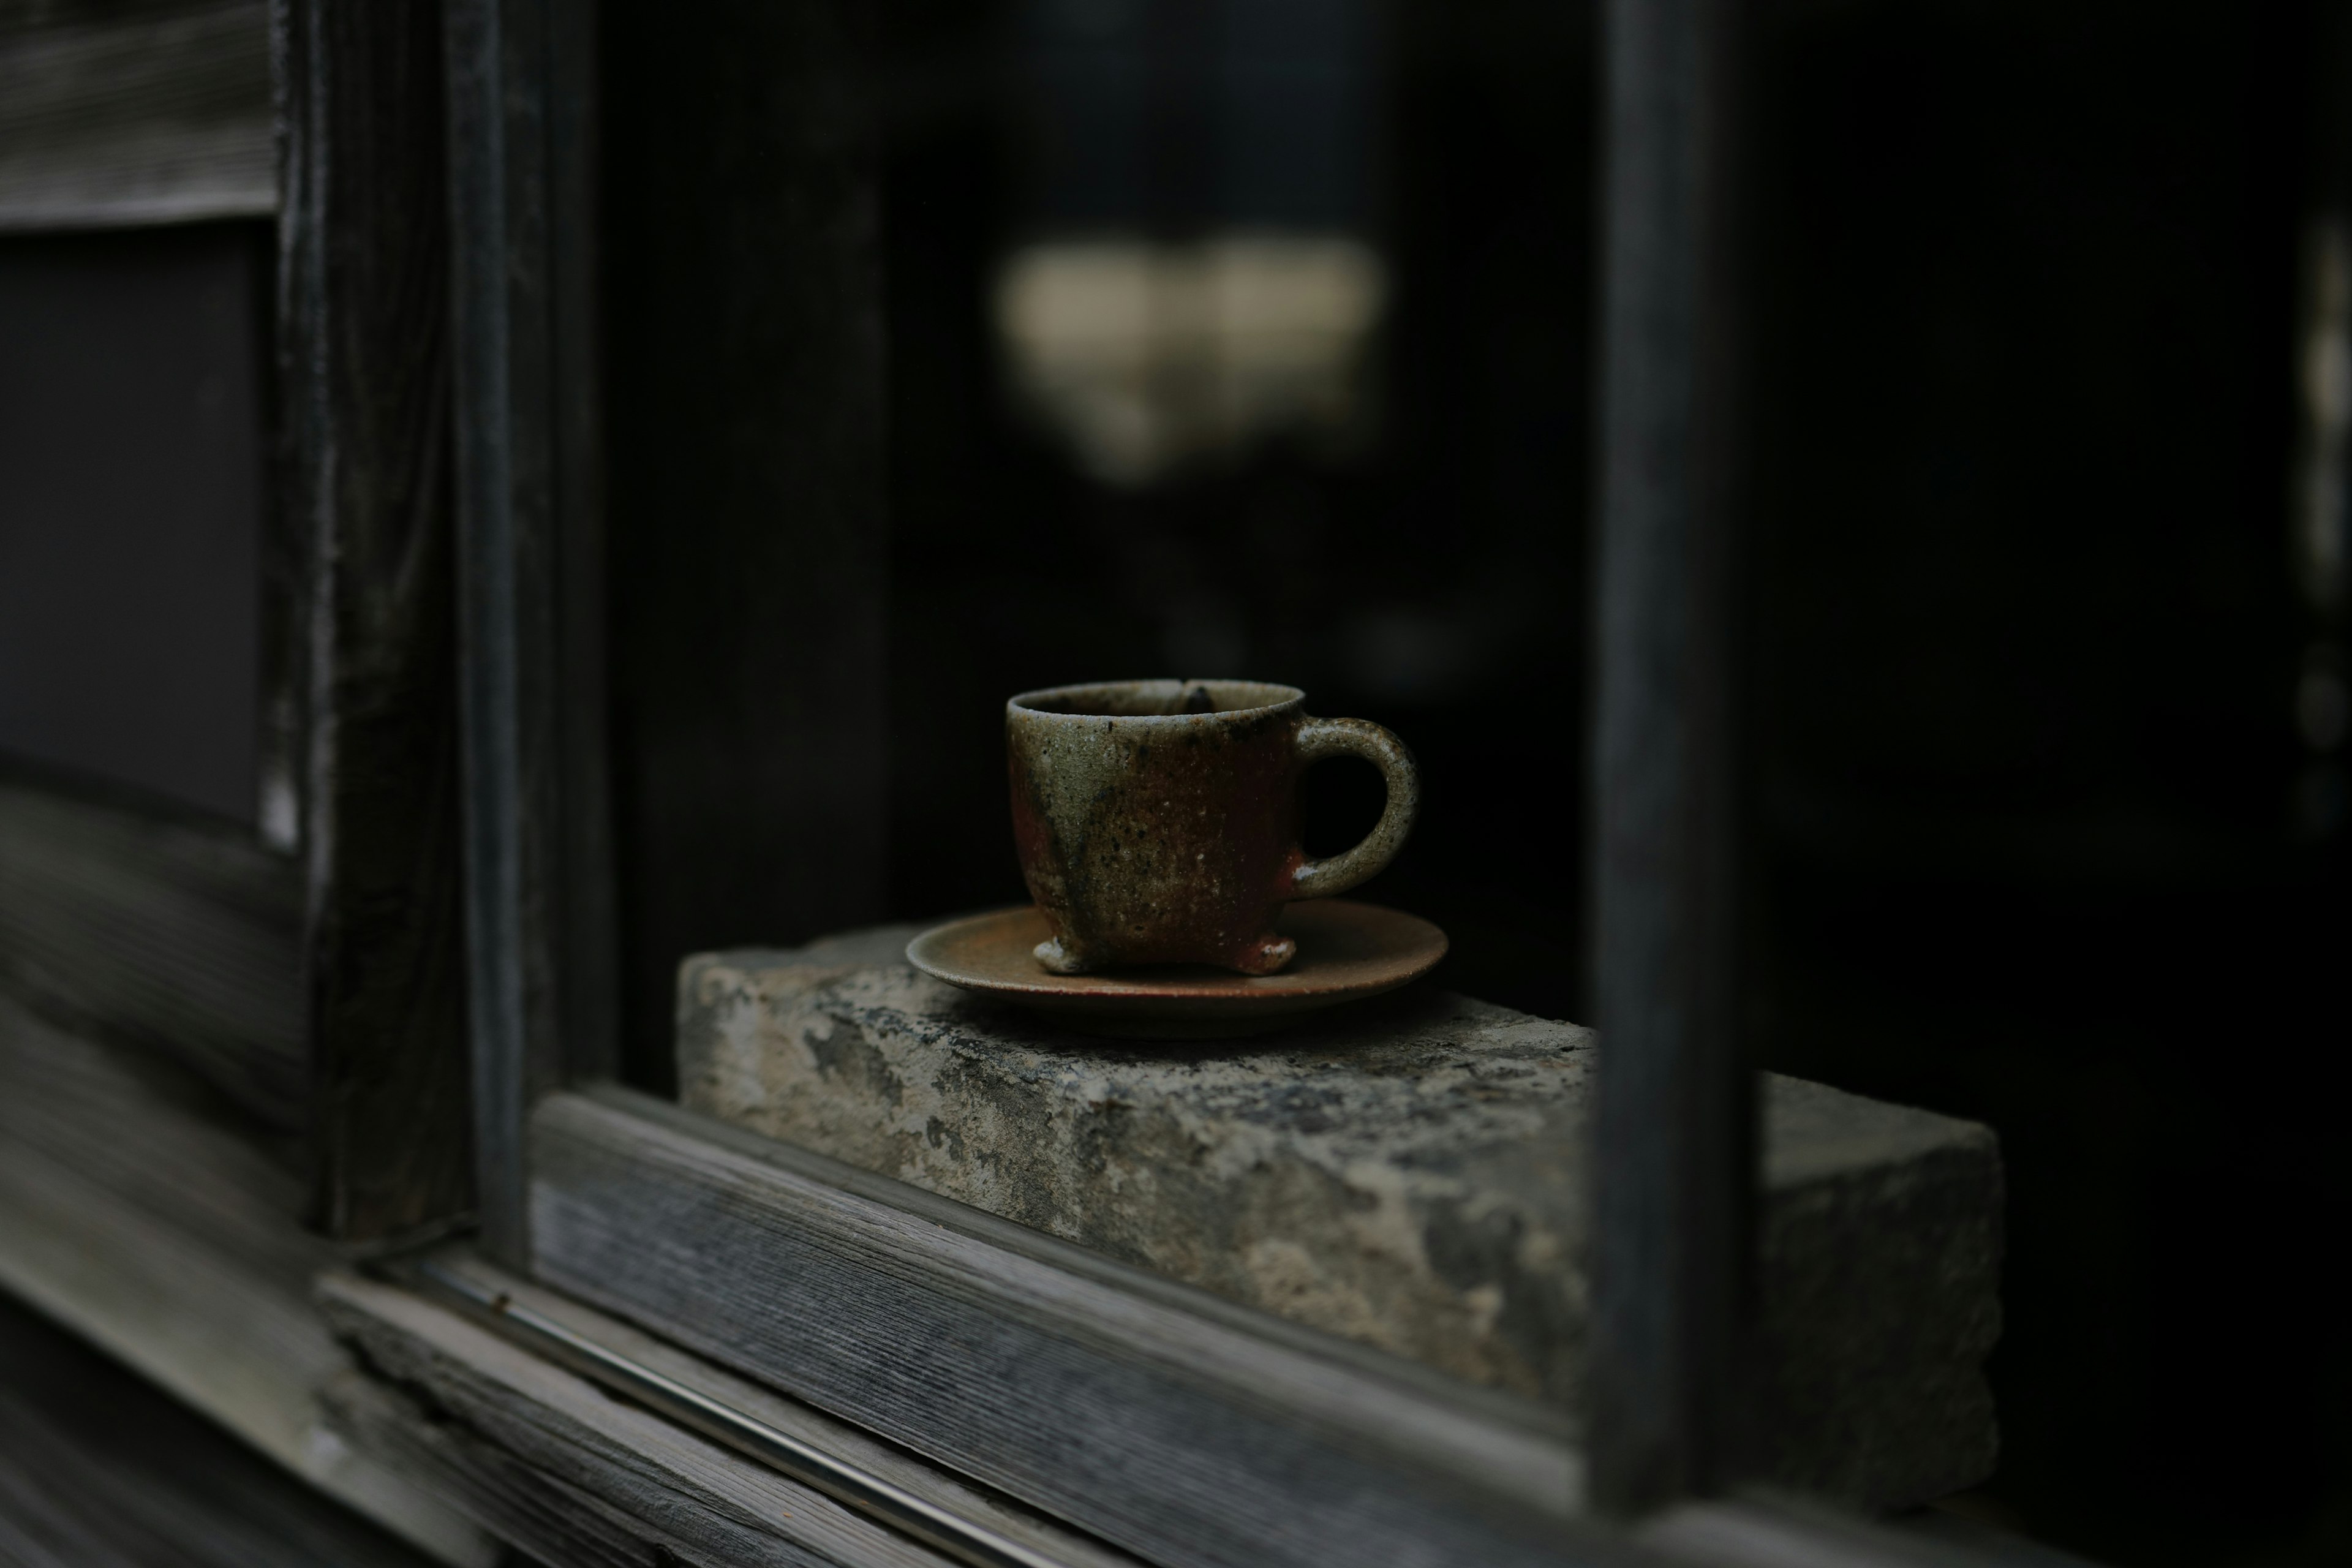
[903,899,1448,1019]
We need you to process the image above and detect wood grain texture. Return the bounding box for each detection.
[319,1264,2019,1568]
[0,771,304,1127]
[274,0,476,1243]
[444,0,622,1265]
[600,0,889,1087]
[320,1272,964,1568]
[0,1291,442,1568]
[1589,0,1754,1514]
[530,1088,1664,1568]
[0,990,496,1567]
[322,1370,677,1568]
[410,1250,1148,1568]
[0,0,274,230]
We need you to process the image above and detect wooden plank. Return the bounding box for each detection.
[321,1369,685,1568]
[0,1291,442,1568]
[529,1088,1664,1568]
[405,1250,1148,1568]
[0,1297,444,1568]
[0,771,304,1128]
[1588,0,1754,1515]
[0,990,495,1566]
[320,1265,2032,1568]
[0,0,274,231]
[274,0,475,1243]
[320,1272,967,1568]
[443,0,621,1266]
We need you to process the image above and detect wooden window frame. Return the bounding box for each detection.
[0,0,473,1244]
[2,0,296,1134]
[0,4,2072,1564]
[435,2,2027,1566]
[2,4,487,1558]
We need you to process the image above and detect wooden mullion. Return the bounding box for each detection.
[443,0,617,1268]
[276,0,475,1242]
[1588,0,1754,1517]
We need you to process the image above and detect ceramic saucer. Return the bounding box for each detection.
[904,900,1447,1038]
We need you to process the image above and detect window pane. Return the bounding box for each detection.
[599,0,1592,1083]
[0,223,266,824]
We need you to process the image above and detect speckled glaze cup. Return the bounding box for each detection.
[1006,679,1419,975]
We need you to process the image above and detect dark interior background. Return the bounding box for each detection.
[597,0,2351,1562]
[873,0,1594,1011]
[0,222,269,825]
[1746,4,2351,1563]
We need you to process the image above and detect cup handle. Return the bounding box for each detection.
[1289,717,1420,899]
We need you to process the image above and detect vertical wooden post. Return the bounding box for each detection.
[277,0,476,1242]
[1588,0,1751,1516]
[444,0,617,1267]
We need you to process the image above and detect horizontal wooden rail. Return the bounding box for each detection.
[0,774,304,1128]
[0,990,491,1564]
[526,1086,1649,1568]
[0,0,274,231]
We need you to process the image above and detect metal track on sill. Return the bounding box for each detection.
[410,1258,1088,1568]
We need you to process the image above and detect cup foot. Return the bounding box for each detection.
[1032,932,1297,975]
[1232,933,1297,975]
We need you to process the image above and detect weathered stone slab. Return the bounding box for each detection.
[676,925,2000,1508]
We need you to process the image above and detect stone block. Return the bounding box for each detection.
[676,924,2000,1507]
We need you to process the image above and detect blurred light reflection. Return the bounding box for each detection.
[995,232,1385,486]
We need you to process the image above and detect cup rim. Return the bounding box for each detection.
[1007,677,1305,721]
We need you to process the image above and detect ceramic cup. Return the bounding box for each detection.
[1006,679,1419,975]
